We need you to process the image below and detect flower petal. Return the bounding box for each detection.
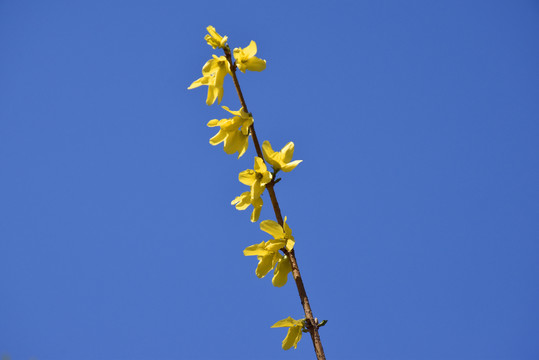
[243,241,268,256]
[209,130,226,145]
[281,160,303,172]
[260,171,272,185]
[251,180,266,199]
[284,219,293,237]
[206,26,220,40]
[256,253,277,278]
[239,170,256,186]
[272,256,292,287]
[246,57,266,72]
[237,137,249,158]
[265,239,286,252]
[231,192,251,210]
[206,84,218,105]
[262,140,275,159]
[188,76,210,89]
[285,238,295,251]
[271,316,297,328]
[222,106,241,116]
[253,157,266,172]
[262,141,281,169]
[243,40,258,57]
[281,142,295,163]
[260,220,284,239]
[282,325,303,350]
[251,207,262,222]
[202,57,219,75]
[223,131,243,154]
[207,119,219,127]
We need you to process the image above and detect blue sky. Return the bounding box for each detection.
[1,1,539,359]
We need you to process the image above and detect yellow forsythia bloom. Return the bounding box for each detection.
[260,217,295,251]
[238,157,272,199]
[231,191,263,222]
[207,106,253,158]
[262,141,302,172]
[260,217,295,286]
[271,316,306,350]
[243,239,286,279]
[242,217,295,286]
[204,25,228,49]
[233,41,267,73]
[188,55,229,105]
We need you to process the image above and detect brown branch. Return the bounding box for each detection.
[224,47,326,360]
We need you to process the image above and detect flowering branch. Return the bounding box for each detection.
[189,26,327,359]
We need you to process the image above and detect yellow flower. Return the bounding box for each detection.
[231,191,263,222]
[263,217,295,287]
[243,239,286,279]
[233,41,266,73]
[242,217,295,286]
[262,141,302,173]
[238,157,272,199]
[260,217,295,251]
[188,55,230,105]
[207,106,253,158]
[204,25,228,49]
[271,317,306,350]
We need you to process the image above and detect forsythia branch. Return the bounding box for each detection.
[189,26,327,360]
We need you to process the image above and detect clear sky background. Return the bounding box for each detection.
[1,1,538,359]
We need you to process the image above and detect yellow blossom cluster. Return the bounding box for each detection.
[207,106,252,158]
[189,26,266,106]
[243,217,295,287]
[231,157,271,222]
